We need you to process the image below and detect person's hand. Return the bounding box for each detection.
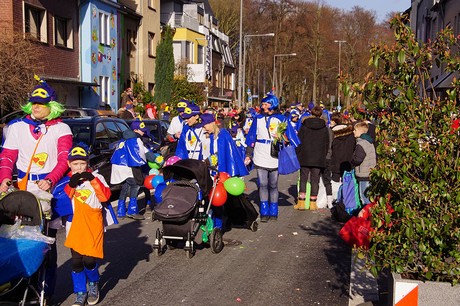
[79,172,95,182]
[175,132,181,139]
[69,173,82,188]
[0,178,12,193]
[244,157,251,166]
[37,179,52,191]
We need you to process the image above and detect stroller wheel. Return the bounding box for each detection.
[185,233,195,259]
[153,228,164,256]
[250,221,258,232]
[210,228,224,254]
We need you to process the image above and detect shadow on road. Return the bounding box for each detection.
[300,217,352,299]
[51,219,151,305]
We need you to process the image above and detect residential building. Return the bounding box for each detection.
[410,0,460,96]
[117,0,161,101]
[160,0,235,107]
[0,0,86,107]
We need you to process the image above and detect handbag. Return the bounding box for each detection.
[339,216,371,249]
[278,144,300,175]
[270,142,279,158]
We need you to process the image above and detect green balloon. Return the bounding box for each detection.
[148,161,161,169]
[223,177,245,196]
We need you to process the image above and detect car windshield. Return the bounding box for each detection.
[69,125,91,146]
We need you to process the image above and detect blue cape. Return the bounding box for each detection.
[245,113,300,148]
[175,124,204,160]
[111,137,145,167]
[212,129,249,177]
[51,176,72,219]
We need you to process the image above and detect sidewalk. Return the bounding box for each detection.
[349,251,379,305]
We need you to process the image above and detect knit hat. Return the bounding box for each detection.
[68,144,90,161]
[177,99,189,113]
[200,113,216,126]
[182,103,201,119]
[125,102,134,110]
[130,119,149,134]
[29,81,57,104]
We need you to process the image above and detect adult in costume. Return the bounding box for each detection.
[175,103,208,160]
[0,77,72,299]
[244,93,299,222]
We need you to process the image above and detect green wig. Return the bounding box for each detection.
[21,101,66,121]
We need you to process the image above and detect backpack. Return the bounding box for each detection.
[338,170,361,215]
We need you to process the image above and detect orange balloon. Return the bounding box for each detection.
[209,182,227,206]
[144,174,155,189]
[218,172,231,183]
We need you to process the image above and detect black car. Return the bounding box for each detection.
[124,119,170,152]
[63,116,130,187]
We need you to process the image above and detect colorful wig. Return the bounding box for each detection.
[21,101,66,121]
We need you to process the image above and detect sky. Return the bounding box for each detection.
[321,0,411,23]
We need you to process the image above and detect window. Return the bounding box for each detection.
[99,13,110,45]
[24,4,47,42]
[54,16,73,48]
[103,121,120,142]
[148,0,157,10]
[197,45,204,64]
[185,41,191,62]
[99,76,110,105]
[148,32,155,57]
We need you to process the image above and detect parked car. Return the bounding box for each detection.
[63,116,130,197]
[124,119,170,152]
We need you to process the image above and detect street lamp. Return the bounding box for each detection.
[334,40,346,109]
[237,0,243,108]
[272,53,297,95]
[242,32,275,108]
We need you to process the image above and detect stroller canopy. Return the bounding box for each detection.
[162,159,213,194]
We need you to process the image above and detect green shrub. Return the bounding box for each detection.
[344,15,460,284]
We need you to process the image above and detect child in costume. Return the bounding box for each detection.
[175,103,209,160]
[111,119,156,220]
[62,144,111,306]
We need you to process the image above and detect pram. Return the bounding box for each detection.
[0,190,53,306]
[152,159,224,258]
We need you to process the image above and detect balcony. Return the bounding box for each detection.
[160,12,199,32]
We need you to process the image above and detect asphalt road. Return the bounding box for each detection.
[51,171,351,306]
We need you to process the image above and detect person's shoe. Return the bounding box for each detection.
[72,292,87,306]
[310,201,318,210]
[87,282,99,305]
[293,199,306,210]
[260,215,269,223]
[270,216,278,221]
[127,213,145,220]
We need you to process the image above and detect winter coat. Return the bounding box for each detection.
[351,133,377,180]
[330,124,355,182]
[296,117,329,168]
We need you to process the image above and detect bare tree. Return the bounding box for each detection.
[0,32,44,114]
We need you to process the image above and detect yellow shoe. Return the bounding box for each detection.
[294,199,306,210]
[309,201,318,210]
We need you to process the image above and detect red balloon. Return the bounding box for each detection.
[209,182,227,206]
[218,172,231,183]
[144,174,155,189]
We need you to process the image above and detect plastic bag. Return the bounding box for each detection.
[0,219,55,244]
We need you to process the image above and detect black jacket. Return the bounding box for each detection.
[296,117,329,168]
[330,124,355,182]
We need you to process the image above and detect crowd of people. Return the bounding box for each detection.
[0,79,377,306]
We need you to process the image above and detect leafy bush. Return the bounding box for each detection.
[343,15,460,284]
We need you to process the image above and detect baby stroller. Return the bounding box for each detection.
[0,189,53,306]
[152,159,224,258]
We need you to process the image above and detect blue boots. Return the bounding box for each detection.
[71,265,100,306]
[71,271,87,306]
[260,201,278,222]
[85,265,100,306]
[269,202,278,221]
[260,201,269,222]
[117,199,126,218]
[127,197,145,220]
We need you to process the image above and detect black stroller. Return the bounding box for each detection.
[152,159,224,258]
[0,190,52,306]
